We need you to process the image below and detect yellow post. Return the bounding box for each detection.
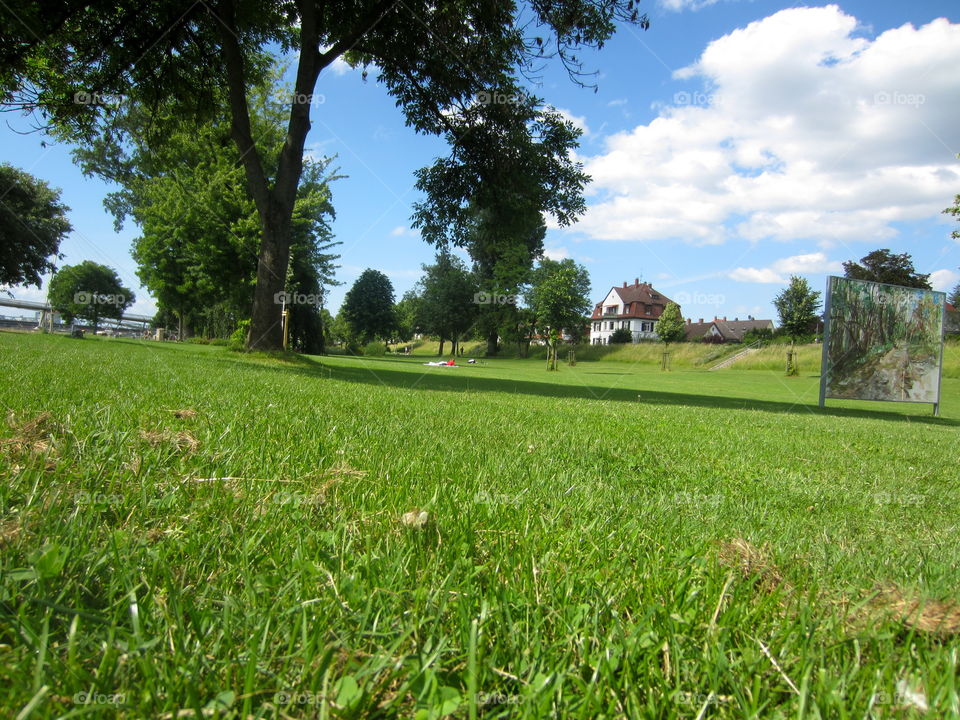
[282,309,290,350]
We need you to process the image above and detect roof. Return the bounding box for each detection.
[685,318,774,341]
[590,281,675,320]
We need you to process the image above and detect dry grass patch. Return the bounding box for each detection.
[717,537,793,595]
[868,587,960,636]
[2,411,58,459]
[140,429,199,453]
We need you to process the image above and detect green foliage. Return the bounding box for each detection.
[415,252,479,353]
[229,319,250,350]
[363,340,387,357]
[948,282,960,308]
[943,185,960,241]
[608,327,633,344]
[743,327,774,345]
[842,249,932,289]
[342,269,396,343]
[0,163,72,288]
[394,290,422,343]
[773,276,822,342]
[654,301,686,347]
[47,261,134,330]
[526,258,591,370]
[4,0,648,350]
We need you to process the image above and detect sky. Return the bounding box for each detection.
[1,0,958,325]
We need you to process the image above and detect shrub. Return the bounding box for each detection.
[609,327,633,344]
[229,320,250,350]
[363,340,386,356]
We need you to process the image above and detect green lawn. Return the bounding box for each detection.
[2,331,958,718]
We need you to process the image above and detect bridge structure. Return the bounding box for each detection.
[0,297,153,331]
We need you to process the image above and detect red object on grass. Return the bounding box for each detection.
[447,360,455,366]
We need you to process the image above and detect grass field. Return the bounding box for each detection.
[2,331,959,718]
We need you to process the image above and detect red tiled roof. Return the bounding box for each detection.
[590,281,675,320]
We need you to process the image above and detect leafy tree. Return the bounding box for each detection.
[394,290,422,344]
[944,183,960,241]
[949,282,960,308]
[48,261,134,331]
[653,301,685,369]
[414,85,588,356]
[500,306,536,357]
[4,0,649,351]
[609,327,632,344]
[342,269,396,344]
[526,258,591,371]
[0,164,72,288]
[842,249,931,289]
[416,252,479,356]
[773,275,822,376]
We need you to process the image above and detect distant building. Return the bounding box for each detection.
[684,316,774,343]
[589,279,677,344]
[946,303,960,335]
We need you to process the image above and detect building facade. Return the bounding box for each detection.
[589,279,676,345]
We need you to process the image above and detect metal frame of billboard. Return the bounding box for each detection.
[819,276,944,416]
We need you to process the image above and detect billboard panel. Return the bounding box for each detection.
[820,276,944,411]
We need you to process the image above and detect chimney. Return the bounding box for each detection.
[623,281,627,288]
[698,318,703,323]
[723,316,727,321]
[686,318,691,324]
[634,277,639,286]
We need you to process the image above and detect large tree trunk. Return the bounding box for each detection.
[486,327,499,356]
[438,336,445,356]
[215,0,398,351]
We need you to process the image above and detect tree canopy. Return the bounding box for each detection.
[842,249,931,289]
[1,0,647,350]
[0,163,72,288]
[48,261,134,330]
[415,252,479,356]
[526,258,591,370]
[654,302,686,347]
[342,269,396,343]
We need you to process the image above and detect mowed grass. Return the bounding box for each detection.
[1,331,959,718]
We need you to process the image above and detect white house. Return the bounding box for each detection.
[589,279,677,345]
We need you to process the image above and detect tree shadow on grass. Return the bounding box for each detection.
[288,355,958,427]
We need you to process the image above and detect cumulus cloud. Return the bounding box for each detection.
[543,246,570,261]
[572,8,960,249]
[930,268,959,292]
[552,108,590,137]
[729,252,843,283]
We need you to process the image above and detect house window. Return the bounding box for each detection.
[621,320,629,328]
[593,322,600,332]
[645,305,652,315]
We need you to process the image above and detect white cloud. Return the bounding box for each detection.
[571,8,960,249]
[552,107,590,137]
[543,246,570,261]
[931,268,959,292]
[659,0,721,11]
[729,251,843,284]
[390,226,420,238]
[607,98,628,107]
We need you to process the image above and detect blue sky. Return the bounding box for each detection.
[2,0,958,324]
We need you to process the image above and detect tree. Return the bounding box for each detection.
[416,252,479,356]
[394,290,422,344]
[654,301,685,370]
[949,282,960,308]
[526,258,591,371]
[842,249,931,289]
[4,0,649,351]
[608,327,632,344]
[944,182,960,241]
[0,164,72,288]
[48,261,134,331]
[773,276,822,376]
[342,269,396,343]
